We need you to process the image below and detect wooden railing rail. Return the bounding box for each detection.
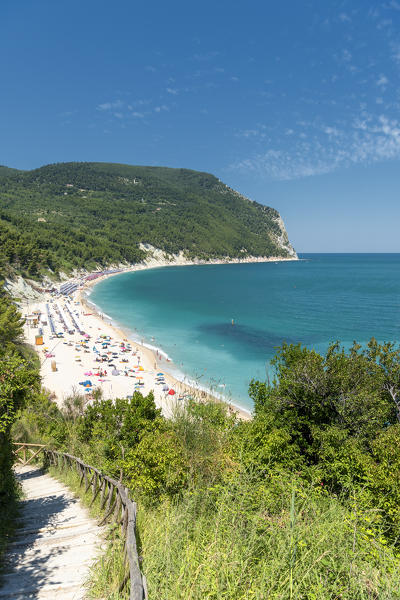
[43,449,147,600]
[14,443,47,466]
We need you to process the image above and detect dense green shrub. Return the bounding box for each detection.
[246,340,400,541]
[0,291,40,566]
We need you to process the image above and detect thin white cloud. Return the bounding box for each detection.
[236,129,266,139]
[193,51,220,61]
[324,126,340,136]
[231,113,400,181]
[154,105,169,113]
[342,49,352,62]
[166,87,178,95]
[97,100,123,111]
[376,74,389,88]
[391,43,400,63]
[338,12,351,23]
[377,18,393,29]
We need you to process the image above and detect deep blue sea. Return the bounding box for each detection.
[89,254,400,411]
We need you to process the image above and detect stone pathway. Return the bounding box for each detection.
[0,465,103,599]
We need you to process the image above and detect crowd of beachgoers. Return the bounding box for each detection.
[22,294,194,416]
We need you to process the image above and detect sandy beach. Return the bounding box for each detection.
[22,272,252,420]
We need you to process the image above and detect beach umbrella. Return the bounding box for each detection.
[168,389,176,395]
[162,385,169,391]
[157,373,164,376]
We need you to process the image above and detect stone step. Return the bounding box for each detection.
[11,518,96,540]
[3,532,100,567]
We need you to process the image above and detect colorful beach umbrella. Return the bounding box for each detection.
[168,389,176,395]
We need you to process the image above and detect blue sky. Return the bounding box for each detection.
[1,0,400,252]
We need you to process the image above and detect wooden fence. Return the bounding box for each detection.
[14,442,46,466]
[15,444,147,600]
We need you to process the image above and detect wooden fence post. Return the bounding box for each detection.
[99,479,107,509]
[126,502,144,600]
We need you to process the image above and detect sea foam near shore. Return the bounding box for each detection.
[83,291,235,409]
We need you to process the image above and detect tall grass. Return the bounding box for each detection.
[138,471,400,599]
[0,438,23,579]
[0,473,21,579]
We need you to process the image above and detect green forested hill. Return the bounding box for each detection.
[0,166,21,177]
[0,162,296,278]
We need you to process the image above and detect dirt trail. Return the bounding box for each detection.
[0,465,102,599]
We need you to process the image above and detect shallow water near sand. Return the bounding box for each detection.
[89,254,400,411]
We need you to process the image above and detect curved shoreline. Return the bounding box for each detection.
[78,273,253,420]
[76,254,298,419]
[19,255,296,420]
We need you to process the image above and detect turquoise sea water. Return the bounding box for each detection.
[89,254,400,411]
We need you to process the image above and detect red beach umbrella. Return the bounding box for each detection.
[168,389,176,395]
